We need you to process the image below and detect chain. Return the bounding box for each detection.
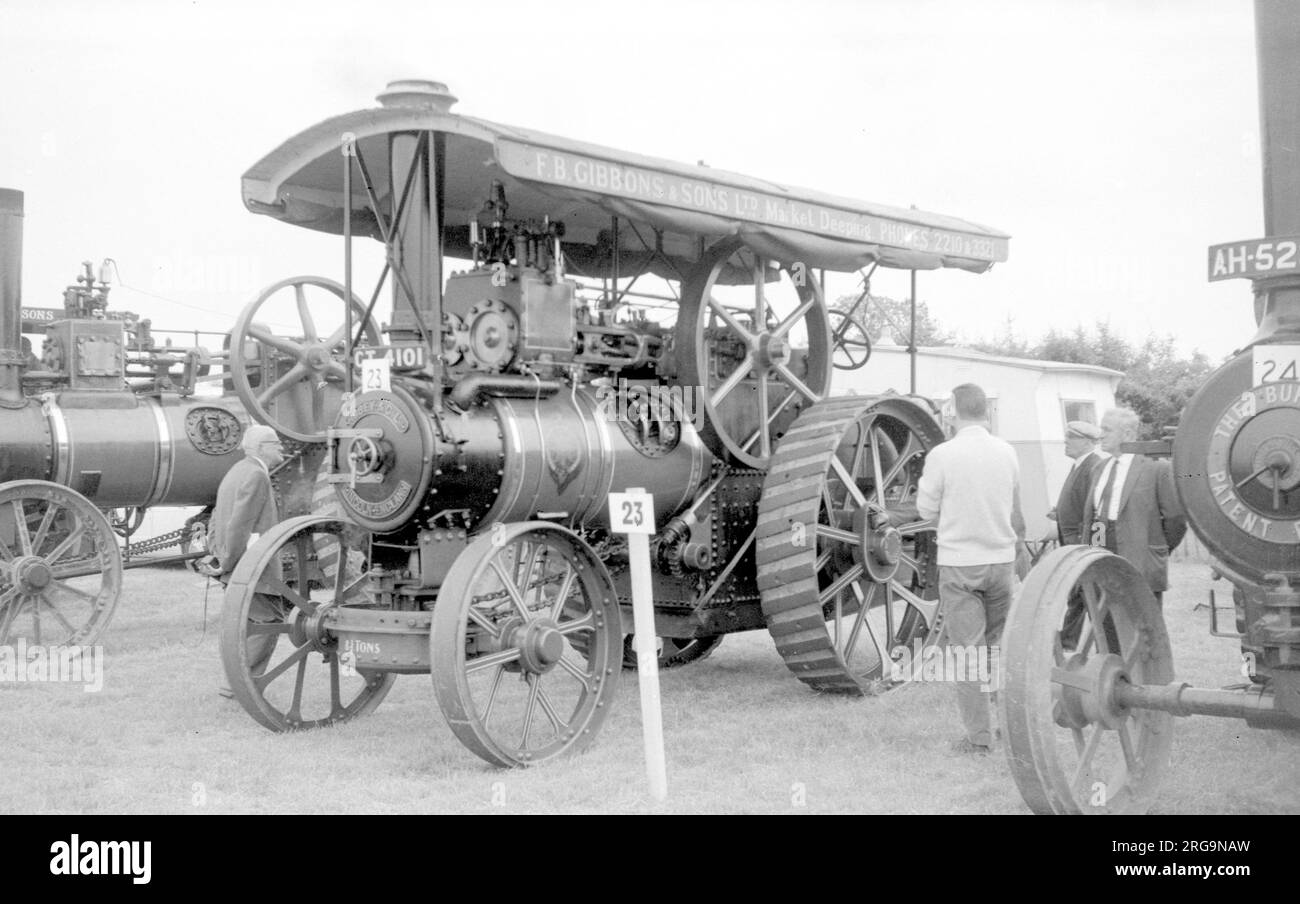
[121,526,189,558]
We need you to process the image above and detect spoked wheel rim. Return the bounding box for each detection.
[229,275,381,442]
[1000,546,1175,814]
[431,522,621,767]
[219,514,394,731]
[676,236,832,469]
[0,480,121,647]
[757,397,945,693]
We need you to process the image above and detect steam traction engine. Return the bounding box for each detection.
[219,80,1009,765]
[1000,0,1300,814]
[0,189,279,647]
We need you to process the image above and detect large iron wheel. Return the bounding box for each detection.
[756,397,944,693]
[1001,546,1175,814]
[229,276,380,442]
[219,515,394,731]
[676,236,832,469]
[0,480,121,647]
[431,522,621,767]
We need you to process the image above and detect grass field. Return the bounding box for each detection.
[3,560,1297,814]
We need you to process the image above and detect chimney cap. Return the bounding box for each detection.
[376,80,458,113]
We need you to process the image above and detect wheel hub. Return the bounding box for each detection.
[502,618,565,674]
[853,508,903,582]
[1253,436,1300,490]
[755,332,792,369]
[289,604,335,653]
[13,556,52,591]
[305,344,332,370]
[1053,651,1130,730]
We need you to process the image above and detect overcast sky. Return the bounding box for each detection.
[0,0,1264,360]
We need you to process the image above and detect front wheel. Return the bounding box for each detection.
[431,522,622,767]
[219,515,394,731]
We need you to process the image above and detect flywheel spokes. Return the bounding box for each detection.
[676,237,832,469]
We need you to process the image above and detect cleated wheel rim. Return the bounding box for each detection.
[621,633,724,670]
[229,275,381,442]
[0,480,121,647]
[676,236,832,469]
[220,514,394,731]
[756,397,944,693]
[431,522,621,767]
[1000,546,1175,814]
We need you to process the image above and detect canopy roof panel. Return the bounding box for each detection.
[242,82,1010,277]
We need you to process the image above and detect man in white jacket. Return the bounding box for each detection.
[917,384,1024,753]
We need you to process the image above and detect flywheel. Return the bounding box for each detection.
[755,396,945,693]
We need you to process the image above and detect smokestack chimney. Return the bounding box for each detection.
[0,188,23,408]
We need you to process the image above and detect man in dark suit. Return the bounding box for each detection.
[1054,421,1107,647]
[1084,408,1187,607]
[1052,421,1107,545]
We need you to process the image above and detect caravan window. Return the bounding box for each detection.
[1062,400,1097,430]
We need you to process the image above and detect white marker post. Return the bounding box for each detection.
[607,487,666,802]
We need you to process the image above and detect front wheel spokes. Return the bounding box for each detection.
[489,558,532,621]
[33,593,79,636]
[0,591,25,644]
[466,646,524,674]
[433,524,621,766]
[254,643,312,693]
[220,517,395,732]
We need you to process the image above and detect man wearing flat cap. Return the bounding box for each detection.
[1053,420,1107,546]
[208,424,285,683]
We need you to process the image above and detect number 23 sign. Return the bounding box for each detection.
[608,490,656,535]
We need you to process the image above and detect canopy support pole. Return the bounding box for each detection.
[343,135,354,396]
[908,269,918,394]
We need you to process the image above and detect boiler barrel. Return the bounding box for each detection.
[333,385,713,535]
[3,393,249,508]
